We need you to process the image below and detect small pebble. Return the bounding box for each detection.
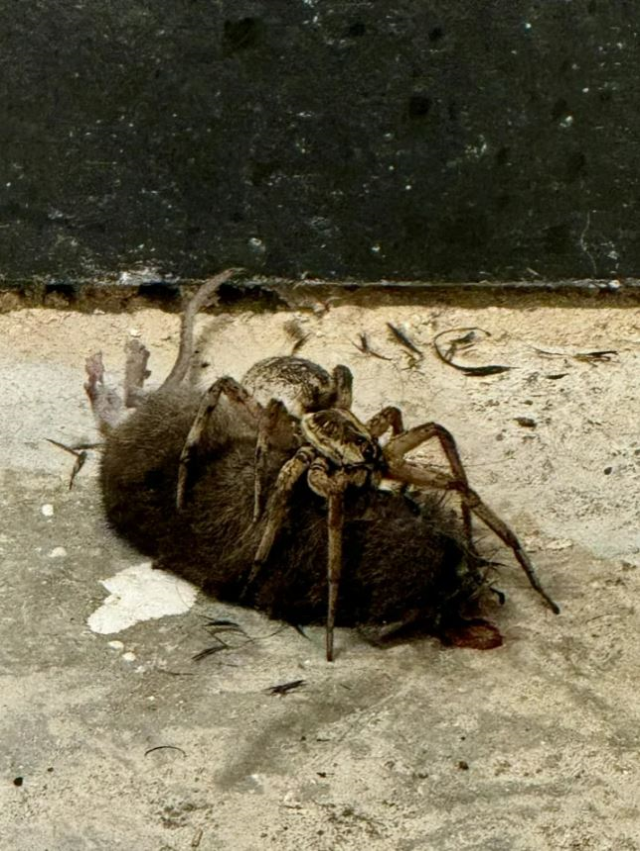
[49,547,67,558]
[41,504,54,517]
[545,538,574,551]
[282,790,303,809]
[122,651,137,662]
[108,640,124,651]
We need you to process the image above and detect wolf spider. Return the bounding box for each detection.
[171,298,559,661]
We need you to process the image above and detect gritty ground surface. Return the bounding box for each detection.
[1,293,639,850]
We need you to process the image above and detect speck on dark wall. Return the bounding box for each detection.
[0,0,636,284]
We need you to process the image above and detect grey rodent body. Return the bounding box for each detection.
[93,269,494,640]
[100,385,486,632]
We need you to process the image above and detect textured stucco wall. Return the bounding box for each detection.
[1,1,637,283]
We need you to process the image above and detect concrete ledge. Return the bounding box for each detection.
[2,274,640,315]
[2,295,639,848]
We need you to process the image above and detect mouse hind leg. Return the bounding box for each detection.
[84,352,124,435]
[124,338,151,408]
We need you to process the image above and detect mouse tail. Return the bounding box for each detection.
[161,268,243,390]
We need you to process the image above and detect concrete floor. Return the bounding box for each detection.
[1,293,639,850]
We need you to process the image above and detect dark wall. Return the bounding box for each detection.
[1,1,637,283]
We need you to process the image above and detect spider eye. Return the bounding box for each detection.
[361,442,377,462]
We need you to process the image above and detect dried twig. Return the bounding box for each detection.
[193,619,287,661]
[433,328,513,376]
[386,323,423,358]
[573,350,618,362]
[144,745,187,757]
[514,417,537,428]
[266,679,306,696]
[46,438,101,489]
[531,345,618,363]
[283,319,310,355]
[353,332,392,361]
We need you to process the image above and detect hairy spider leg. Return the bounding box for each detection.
[331,365,354,410]
[253,398,299,522]
[385,458,560,614]
[366,405,405,438]
[177,376,263,509]
[384,420,477,556]
[245,446,316,588]
[307,458,350,662]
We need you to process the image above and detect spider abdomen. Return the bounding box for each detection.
[243,356,351,416]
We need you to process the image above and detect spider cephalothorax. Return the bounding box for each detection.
[300,409,382,469]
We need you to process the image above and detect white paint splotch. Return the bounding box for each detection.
[88,562,197,634]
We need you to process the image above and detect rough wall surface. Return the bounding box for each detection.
[1,1,637,283]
